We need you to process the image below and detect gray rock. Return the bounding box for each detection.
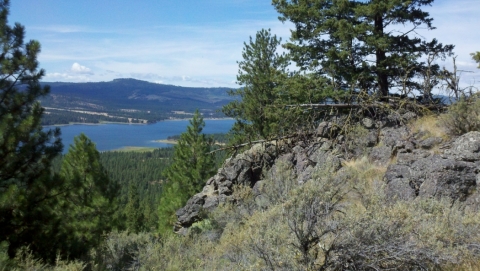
[385,154,479,203]
[418,137,443,149]
[174,143,280,233]
[176,195,205,228]
[402,111,417,121]
[416,157,478,201]
[293,145,311,173]
[362,118,374,129]
[297,165,314,184]
[365,131,378,147]
[313,152,342,173]
[444,131,480,161]
[385,178,417,201]
[203,197,219,211]
[369,146,392,166]
[175,121,480,235]
[276,153,294,166]
[464,187,480,213]
[320,140,334,151]
[380,126,410,148]
[396,149,431,165]
[316,121,340,138]
[222,157,252,182]
[384,164,412,181]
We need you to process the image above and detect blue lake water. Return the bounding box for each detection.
[45,119,235,153]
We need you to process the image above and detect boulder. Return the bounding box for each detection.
[385,132,480,204]
[444,131,480,161]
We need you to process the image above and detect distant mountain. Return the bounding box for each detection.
[39,78,237,125]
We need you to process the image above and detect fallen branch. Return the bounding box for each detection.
[208,135,298,154]
[285,104,363,108]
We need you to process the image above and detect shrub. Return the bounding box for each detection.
[441,96,480,136]
[0,246,86,271]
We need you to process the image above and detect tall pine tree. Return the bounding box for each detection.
[125,182,144,233]
[272,0,453,98]
[59,133,119,258]
[0,0,64,261]
[222,29,290,142]
[158,110,215,234]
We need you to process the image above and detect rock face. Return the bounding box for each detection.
[384,132,480,206]
[174,138,343,233]
[175,115,480,233]
[175,144,277,232]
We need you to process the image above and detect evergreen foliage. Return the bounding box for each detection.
[50,147,175,233]
[222,29,344,144]
[473,51,480,68]
[58,133,119,259]
[0,0,64,261]
[223,29,290,142]
[158,110,216,234]
[99,148,172,202]
[100,148,173,231]
[272,0,454,98]
[125,182,144,233]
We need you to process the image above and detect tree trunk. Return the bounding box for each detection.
[375,14,389,98]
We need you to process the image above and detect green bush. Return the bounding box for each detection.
[441,96,480,136]
[0,246,86,271]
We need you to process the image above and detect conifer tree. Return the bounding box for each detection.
[125,182,144,233]
[158,110,215,233]
[472,51,480,68]
[272,0,453,98]
[59,133,119,258]
[222,29,290,142]
[0,0,64,260]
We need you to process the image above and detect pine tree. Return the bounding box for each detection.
[125,182,144,233]
[59,133,119,258]
[472,52,480,68]
[158,110,215,234]
[0,0,64,261]
[272,0,453,98]
[222,29,290,142]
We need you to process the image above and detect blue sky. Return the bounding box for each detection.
[9,0,480,89]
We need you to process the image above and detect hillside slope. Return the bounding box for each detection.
[170,110,480,270]
[39,78,236,124]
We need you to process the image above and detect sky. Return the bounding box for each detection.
[8,0,480,89]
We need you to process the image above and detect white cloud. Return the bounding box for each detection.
[71,63,93,74]
[44,72,91,82]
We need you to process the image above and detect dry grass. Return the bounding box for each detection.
[342,156,387,184]
[408,114,449,140]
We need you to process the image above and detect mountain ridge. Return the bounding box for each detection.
[38,78,237,124]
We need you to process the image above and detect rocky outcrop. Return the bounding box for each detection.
[384,132,480,206]
[174,138,343,233]
[175,144,277,233]
[175,115,480,233]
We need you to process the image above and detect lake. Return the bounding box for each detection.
[45,119,235,153]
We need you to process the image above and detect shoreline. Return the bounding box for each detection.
[154,139,178,144]
[107,146,164,152]
[44,118,234,127]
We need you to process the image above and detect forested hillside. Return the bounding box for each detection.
[39,78,235,125]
